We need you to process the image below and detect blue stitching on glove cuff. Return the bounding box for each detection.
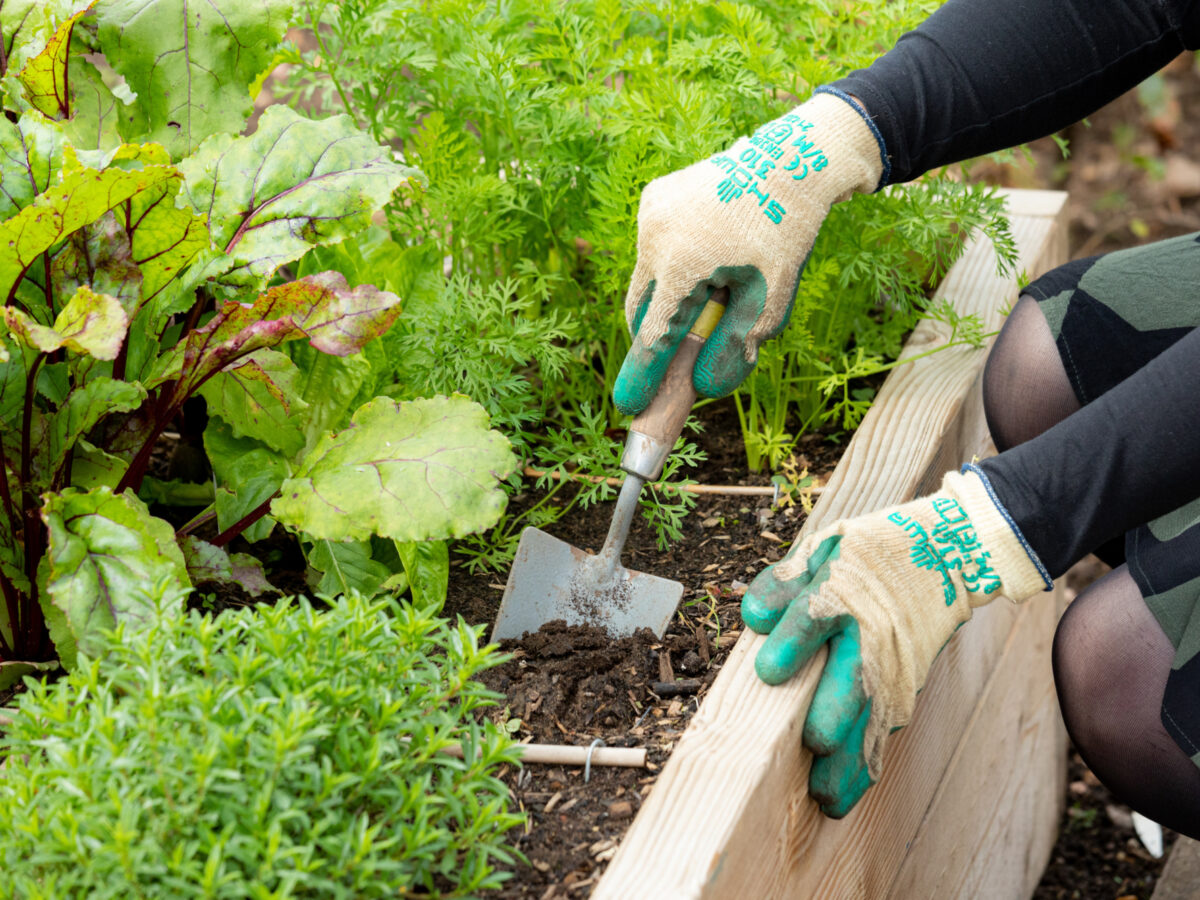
[814,84,891,191]
[961,463,1054,591]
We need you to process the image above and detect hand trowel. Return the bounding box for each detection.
[492,293,726,641]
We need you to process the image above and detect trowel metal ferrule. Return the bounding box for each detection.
[620,432,671,482]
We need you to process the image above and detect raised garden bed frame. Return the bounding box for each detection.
[592,188,1071,900]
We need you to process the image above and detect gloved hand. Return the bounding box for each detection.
[613,88,888,415]
[741,464,1052,816]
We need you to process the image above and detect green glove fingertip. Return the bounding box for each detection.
[612,282,706,415]
[809,701,873,818]
[692,266,767,399]
[613,339,665,415]
[803,623,866,755]
[741,565,804,634]
[818,765,873,819]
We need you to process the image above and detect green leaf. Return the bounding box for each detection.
[0,146,179,303]
[63,57,131,152]
[179,536,275,597]
[197,349,307,457]
[179,536,230,586]
[42,153,206,313]
[4,286,128,358]
[50,213,143,313]
[179,106,417,285]
[305,539,395,598]
[285,341,373,455]
[123,170,210,305]
[39,376,145,485]
[40,486,190,660]
[68,439,127,490]
[1,2,91,95]
[203,420,287,543]
[229,552,277,598]
[16,5,87,118]
[0,659,57,692]
[0,114,68,221]
[95,0,294,157]
[396,539,449,611]
[137,477,212,507]
[152,272,401,406]
[272,395,516,543]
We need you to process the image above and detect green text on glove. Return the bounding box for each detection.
[708,114,832,225]
[887,496,1002,606]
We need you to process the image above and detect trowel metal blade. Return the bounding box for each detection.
[492,527,684,641]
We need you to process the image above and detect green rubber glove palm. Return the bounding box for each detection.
[741,465,1052,817]
[612,89,887,415]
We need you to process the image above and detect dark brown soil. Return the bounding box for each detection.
[443,400,845,897]
[1034,750,1176,900]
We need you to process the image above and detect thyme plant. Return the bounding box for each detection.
[0,593,524,898]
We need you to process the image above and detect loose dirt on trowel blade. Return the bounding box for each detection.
[443,403,845,898]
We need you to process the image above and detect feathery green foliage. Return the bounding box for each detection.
[282,0,1015,548]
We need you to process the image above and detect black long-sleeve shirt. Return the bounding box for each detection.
[834,0,1200,185]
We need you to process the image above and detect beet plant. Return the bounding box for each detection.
[0,1,516,681]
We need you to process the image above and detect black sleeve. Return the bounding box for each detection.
[832,0,1200,185]
[979,325,1200,579]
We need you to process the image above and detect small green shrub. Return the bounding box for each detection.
[0,593,524,899]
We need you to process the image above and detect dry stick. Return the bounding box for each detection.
[651,680,701,698]
[522,467,823,497]
[441,742,646,769]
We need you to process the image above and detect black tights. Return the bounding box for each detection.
[983,295,1200,838]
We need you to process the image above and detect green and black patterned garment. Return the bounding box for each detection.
[993,235,1200,763]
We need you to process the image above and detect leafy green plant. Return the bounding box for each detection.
[0,1,516,680]
[0,592,525,898]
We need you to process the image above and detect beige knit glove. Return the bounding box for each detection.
[613,88,888,414]
[741,465,1052,816]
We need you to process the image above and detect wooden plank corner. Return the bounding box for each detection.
[594,189,1070,900]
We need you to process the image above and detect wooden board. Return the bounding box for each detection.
[593,189,1070,900]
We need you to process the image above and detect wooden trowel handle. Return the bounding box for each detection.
[623,292,726,481]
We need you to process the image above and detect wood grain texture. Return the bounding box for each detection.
[886,585,1067,899]
[631,331,702,445]
[593,190,1070,900]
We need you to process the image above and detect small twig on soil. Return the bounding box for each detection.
[440,741,647,769]
[523,466,822,497]
[651,680,701,697]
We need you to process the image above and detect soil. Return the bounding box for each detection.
[442,400,845,897]
[1034,750,1176,900]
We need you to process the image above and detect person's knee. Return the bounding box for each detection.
[982,293,1079,451]
[1050,570,1144,766]
[1051,598,1105,750]
[1050,569,1200,836]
